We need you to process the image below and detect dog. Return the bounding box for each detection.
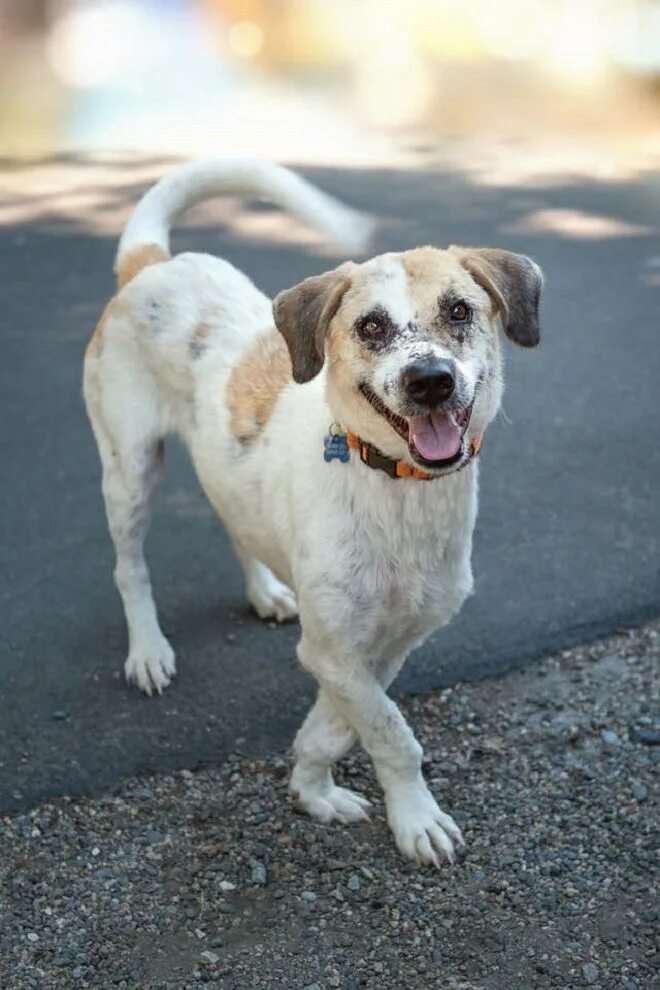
[83,159,542,866]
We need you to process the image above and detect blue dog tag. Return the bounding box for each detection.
[323,432,350,464]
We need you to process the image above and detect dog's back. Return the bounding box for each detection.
[85,160,371,440]
[83,159,370,694]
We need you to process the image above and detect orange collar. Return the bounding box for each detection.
[346,431,482,480]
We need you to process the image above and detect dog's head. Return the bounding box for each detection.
[274,246,542,474]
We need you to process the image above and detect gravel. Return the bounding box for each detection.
[1,622,658,990]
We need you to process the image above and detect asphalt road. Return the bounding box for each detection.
[1,161,659,812]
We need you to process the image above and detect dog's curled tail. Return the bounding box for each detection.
[114,159,374,290]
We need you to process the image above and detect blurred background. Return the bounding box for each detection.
[1,0,659,217]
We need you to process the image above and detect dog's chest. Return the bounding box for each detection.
[318,468,477,651]
[354,517,469,617]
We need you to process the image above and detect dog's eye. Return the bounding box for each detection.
[450,301,471,322]
[357,314,389,339]
[361,318,385,336]
[356,309,394,343]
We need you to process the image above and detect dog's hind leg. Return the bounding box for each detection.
[238,553,298,623]
[85,359,175,695]
[98,428,174,695]
[289,691,370,824]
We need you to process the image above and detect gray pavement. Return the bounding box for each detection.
[1,161,659,812]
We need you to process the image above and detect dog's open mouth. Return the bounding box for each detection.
[359,384,473,468]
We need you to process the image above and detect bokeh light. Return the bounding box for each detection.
[47,1,159,89]
[228,20,264,59]
[0,0,658,171]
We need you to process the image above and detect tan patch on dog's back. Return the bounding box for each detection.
[227,329,292,442]
[85,298,122,360]
[117,243,170,290]
[86,243,167,361]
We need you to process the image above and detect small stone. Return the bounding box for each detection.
[200,950,219,965]
[218,881,236,892]
[91,846,100,857]
[194,928,206,940]
[631,727,660,746]
[26,932,39,943]
[251,862,267,886]
[347,874,361,891]
[301,891,317,902]
[601,730,621,747]
[582,962,599,984]
[632,782,647,802]
[52,710,69,721]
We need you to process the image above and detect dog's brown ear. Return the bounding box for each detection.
[273,271,351,383]
[458,248,543,347]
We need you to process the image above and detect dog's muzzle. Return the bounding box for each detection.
[359,370,476,470]
[402,358,456,407]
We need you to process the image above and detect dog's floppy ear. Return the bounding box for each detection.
[458,248,543,347]
[273,271,351,383]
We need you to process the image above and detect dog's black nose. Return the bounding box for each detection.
[403,359,456,406]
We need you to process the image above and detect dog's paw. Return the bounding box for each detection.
[247,570,298,623]
[291,782,371,825]
[124,638,176,696]
[386,782,463,867]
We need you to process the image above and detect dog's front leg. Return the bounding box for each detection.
[290,689,370,824]
[296,630,463,866]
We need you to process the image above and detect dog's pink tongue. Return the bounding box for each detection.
[409,412,462,461]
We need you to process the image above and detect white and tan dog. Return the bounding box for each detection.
[84,160,542,866]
